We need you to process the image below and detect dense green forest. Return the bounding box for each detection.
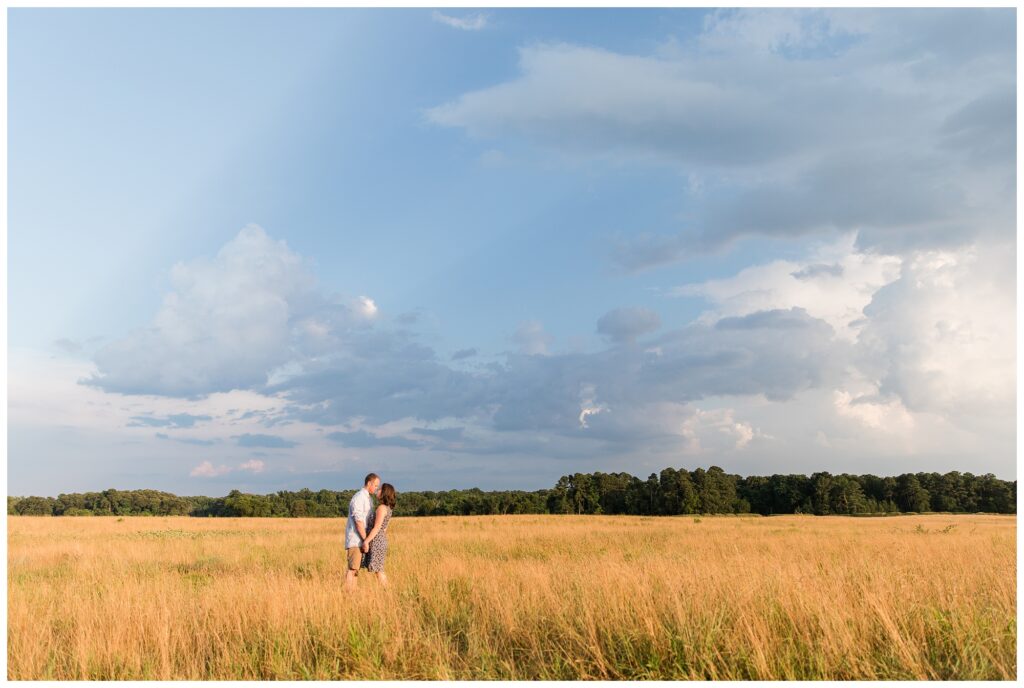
[7,466,1016,517]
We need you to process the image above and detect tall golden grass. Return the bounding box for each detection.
[6,513,1015,680]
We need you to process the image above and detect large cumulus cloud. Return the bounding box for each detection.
[83,225,849,447]
[86,225,378,396]
[65,219,1015,480]
[674,234,1015,449]
[854,244,1015,425]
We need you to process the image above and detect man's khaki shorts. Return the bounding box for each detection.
[346,546,363,572]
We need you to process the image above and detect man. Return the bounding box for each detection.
[344,473,380,590]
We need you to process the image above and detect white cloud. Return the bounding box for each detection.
[432,11,488,31]
[695,386,1002,477]
[668,233,1014,462]
[855,241,1015,424]
[577,383,608,429]
[86,224,379,397]
[673,233,901,340]
[238,459,266,473]
[357,296,378,318]
[428,42,784,166]
[697,8,869,56]
[573,399,761,457]
[190,461,232,478]
[833,390,914,434]
[680,407,759,453]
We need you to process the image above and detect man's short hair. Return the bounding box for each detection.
[364,473,380,487]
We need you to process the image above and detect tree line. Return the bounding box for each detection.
[544,467,1015,516]
[7,467,1016,518]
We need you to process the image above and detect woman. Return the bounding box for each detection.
[360,483,395,586]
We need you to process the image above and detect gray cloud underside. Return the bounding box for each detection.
[79,225,886,452]
[274,307,841,438]
[128,413,212,428]
[451,347,478,360]
[792,263,844,280]
[596,306,662,343]
[326,429,424,449]
[155,433,216,446]
[411,426,465,441]
[235,433,298,449]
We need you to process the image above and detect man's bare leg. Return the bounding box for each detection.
[345,569,358,590]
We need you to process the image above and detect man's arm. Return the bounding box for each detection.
[352,492,370,543]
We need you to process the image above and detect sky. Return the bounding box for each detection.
[6,7,1017,497]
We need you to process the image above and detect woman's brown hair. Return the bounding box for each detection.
[378,483,397,508]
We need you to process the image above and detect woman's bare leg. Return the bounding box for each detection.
[376,571,388,588]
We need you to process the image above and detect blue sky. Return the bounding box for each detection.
[7,8,1016,496]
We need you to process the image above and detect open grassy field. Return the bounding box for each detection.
[6,513,1016,680]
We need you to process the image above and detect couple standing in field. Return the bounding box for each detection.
[344,473,396,589]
